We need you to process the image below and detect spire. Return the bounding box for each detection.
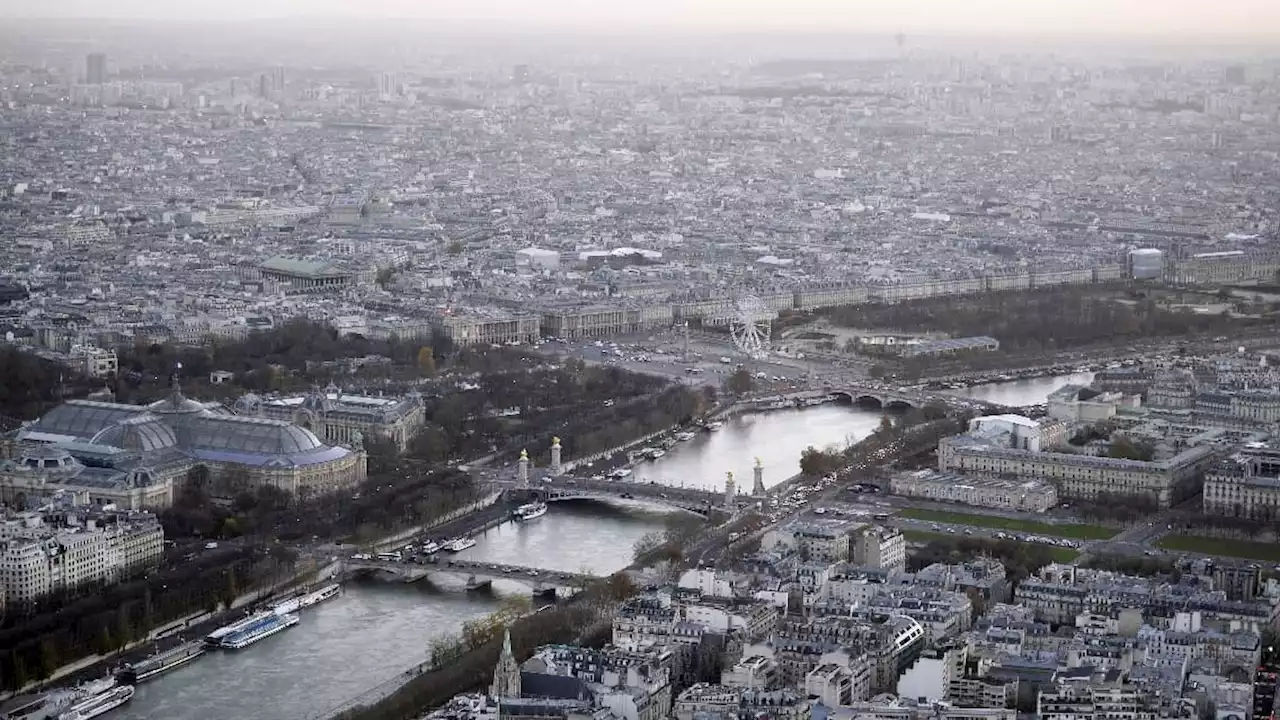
[490,627,521,699]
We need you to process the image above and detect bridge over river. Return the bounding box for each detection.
[534,476,741,515]
[343,557,594,593]
[823,381,1012,413]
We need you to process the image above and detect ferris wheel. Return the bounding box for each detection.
[730,295,772,360]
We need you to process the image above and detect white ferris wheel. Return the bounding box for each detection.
[730,295,772,360]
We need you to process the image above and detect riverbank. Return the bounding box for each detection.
[0,558,338,701]
[365,491,506,554]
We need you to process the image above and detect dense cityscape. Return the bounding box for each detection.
[4,11,1280,720]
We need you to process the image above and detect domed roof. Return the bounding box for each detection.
[89,414,179,453]
[179,415,328,455]
[148,388,212,416]
[17,445,81,473]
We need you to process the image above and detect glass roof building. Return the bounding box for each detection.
[7,386,367,508]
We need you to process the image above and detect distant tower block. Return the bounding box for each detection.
[550,437,563,476]
[724,471,736,511]
[518,448,530,488]
[752,457,766,496]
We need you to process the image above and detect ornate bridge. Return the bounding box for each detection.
[826,383,1008,413]
[536,477,739,515]
[344,557,593,593]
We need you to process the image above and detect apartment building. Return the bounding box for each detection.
[761,613,925,694]
[762,520,852,562]
[1196,389,1280,426]
[838,699,1013,720]
[540,303,673,339]
[1038,669,1159,720]
[938,432,1216,508]
[722,654,781,691]
[242,385,426,452]
[672,685,810,720]
[1202,446,1280,520]
[0,510,163,606]
[522,644,674,720]
[1046,385,1141,425]
[68,345,118,378]
[804,661,871,707]
[434,309,541,347]
[913,559,1011,604]
[889,469,1058,514]
[1015,564,1278,631]
[851,525,907,574]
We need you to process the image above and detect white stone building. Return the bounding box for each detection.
[0,510,163,606]
[889,469,1058,513]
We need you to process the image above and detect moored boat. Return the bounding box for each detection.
[116,640,205,684]
[57,685,135,720]
[206,611,299,649]
[219,612,300,650]
[296,583,341,609]
[513,502,548,521]
[444,537,478,552]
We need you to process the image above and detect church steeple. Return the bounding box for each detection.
[490,627,521,699]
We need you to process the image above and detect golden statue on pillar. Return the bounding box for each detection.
[520,448,529,460]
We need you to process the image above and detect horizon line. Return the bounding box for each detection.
[4,16,1280,43]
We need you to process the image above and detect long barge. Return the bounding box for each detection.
[205,611,299,650]
[57,684,135,720]
[269,583,341,615]
[116,640,205,684]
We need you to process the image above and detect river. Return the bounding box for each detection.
[115,373,1083,720]
[953,371,1094,407]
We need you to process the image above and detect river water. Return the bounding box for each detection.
[116,374,1081,720]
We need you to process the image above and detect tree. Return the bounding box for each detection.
[447,241,464,255]
[602,573,637,601]
[186,465,211,491]
[868,364,886,379]
[417,347,436,376]
[633,531,666,562]
[427,632,465,670]
[222,568,239,609]
[1108,436,1155,461]
[36,638,58,681]
[799,446,841,477]
[220,517,242,539]
[363,434,401,475]
[407,424,450,462]
[875,415,896,437]
[726,368,754,396]
[115,604,134,648]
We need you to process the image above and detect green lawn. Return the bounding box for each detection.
[902,529,1078,563]
[897,508,1117,540]
[1157,534,1280,563]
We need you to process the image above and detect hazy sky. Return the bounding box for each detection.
[3,0,1279,37]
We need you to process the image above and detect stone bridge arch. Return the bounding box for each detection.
[539,490,713,516]
[828,391,919,410]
